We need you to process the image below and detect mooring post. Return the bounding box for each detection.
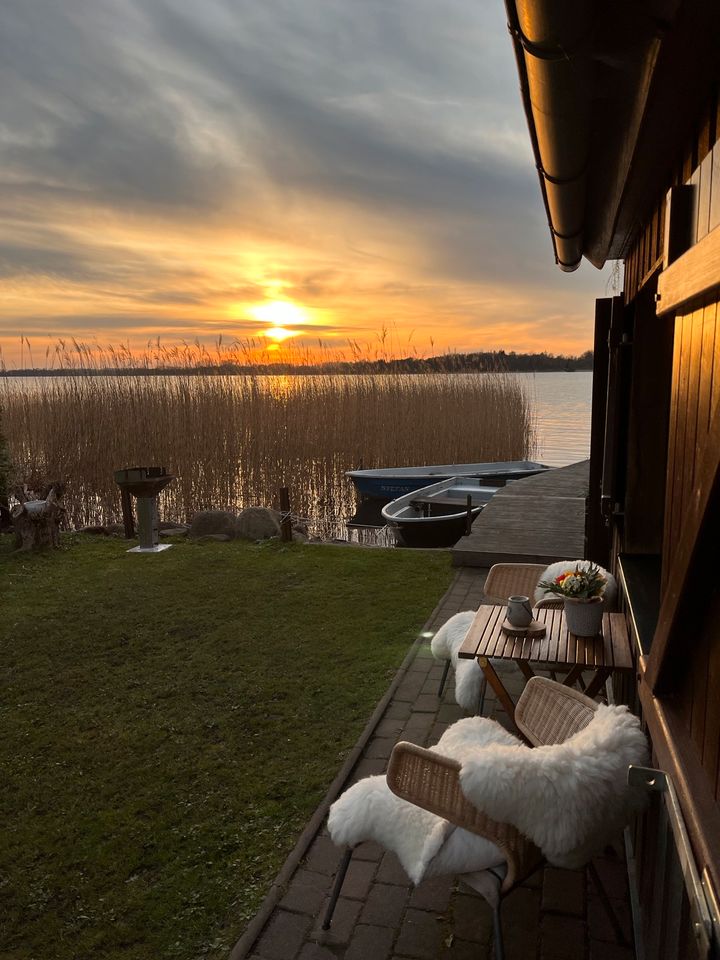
[120,487,135,539]
[465,495,473,536]
[279,487,293,542]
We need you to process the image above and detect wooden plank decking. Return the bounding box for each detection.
[451,459,589,566]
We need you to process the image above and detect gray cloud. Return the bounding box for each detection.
[0,313,357,341]
[0,313,208,335]
[0,242,97,283]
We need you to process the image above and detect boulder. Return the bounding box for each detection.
[188,510,238,540]
[195,533,231,542]
[235,506,282,541]
[160,527,189,537]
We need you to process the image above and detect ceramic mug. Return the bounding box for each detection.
[507,595,533,627]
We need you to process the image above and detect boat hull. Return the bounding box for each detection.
[392,509,482,548]
[381,477,494,548]
[347,460,549,500]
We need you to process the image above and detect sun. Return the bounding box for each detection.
[246,300,309,345]
[264,326,295,342]
[249,300,306,325]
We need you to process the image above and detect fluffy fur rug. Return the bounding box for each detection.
[328,717,513,884]
[328,705,647,883]
[534,560,618,609]
[459,703,647,868]
[430,611,484,711]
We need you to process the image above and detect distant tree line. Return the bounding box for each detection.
[378,350,594,373]
[1,349,593,377]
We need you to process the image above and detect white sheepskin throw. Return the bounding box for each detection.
[459,704,648,868]
[430,611,484,711]
[327,716,514,884]
[534,560,618,610]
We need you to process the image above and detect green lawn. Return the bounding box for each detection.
[0,536,452,960]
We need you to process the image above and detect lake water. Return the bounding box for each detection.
[519,371,592,466]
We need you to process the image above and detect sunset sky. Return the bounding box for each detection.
[1,0,615,366]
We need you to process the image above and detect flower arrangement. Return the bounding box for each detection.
[538,562,607,601]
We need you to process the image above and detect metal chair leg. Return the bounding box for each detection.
[437,659,451,698]
[492,899,505,960]
[477,674,488,716]
[588,860,628,945]
[321,847,353,930]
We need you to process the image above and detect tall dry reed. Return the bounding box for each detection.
[1,347,536,534]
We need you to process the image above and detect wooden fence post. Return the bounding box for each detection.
[279,487,293,542]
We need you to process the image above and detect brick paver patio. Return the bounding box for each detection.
[237,568,636,960]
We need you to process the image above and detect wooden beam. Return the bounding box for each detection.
[600,297,626,517]
[645,409,720,694]
[657,222,720,315]
[638,659,720,900]
[623,281,674,554]
[586,298,612,566]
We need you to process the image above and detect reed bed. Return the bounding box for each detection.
[1,352,536,535]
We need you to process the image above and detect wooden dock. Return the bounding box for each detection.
[451,460,589,567]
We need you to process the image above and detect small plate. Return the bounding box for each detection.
[501,618,546,639]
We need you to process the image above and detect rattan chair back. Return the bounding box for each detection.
[386,741,540,891]
[483,563,547,605]
[514,676,598,746]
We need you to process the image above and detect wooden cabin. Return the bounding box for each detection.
[505,0,720,955]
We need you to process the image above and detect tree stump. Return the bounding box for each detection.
[12,486,65,550]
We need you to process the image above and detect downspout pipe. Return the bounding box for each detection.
[505,0,594,272]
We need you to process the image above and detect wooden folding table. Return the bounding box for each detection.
[457,603,633,727]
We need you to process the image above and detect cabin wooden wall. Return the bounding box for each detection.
[662,294,720,591]
[625,204,666,302]
[653,282,720,800]
[621,87,720,578]
[625,90,720,303]
[677,569,720,807]
[612,86,720,953]
[619,90,720,572]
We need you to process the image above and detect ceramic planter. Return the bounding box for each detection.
[564,596,604,636]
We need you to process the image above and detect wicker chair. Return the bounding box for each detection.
[324,677,627,960]
[483,562,562,608]
[435,563,562,699]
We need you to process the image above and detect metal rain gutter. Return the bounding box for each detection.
[505,0,593,272]
[504,0,680,272]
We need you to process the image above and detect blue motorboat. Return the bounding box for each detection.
[347,459,549,501]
